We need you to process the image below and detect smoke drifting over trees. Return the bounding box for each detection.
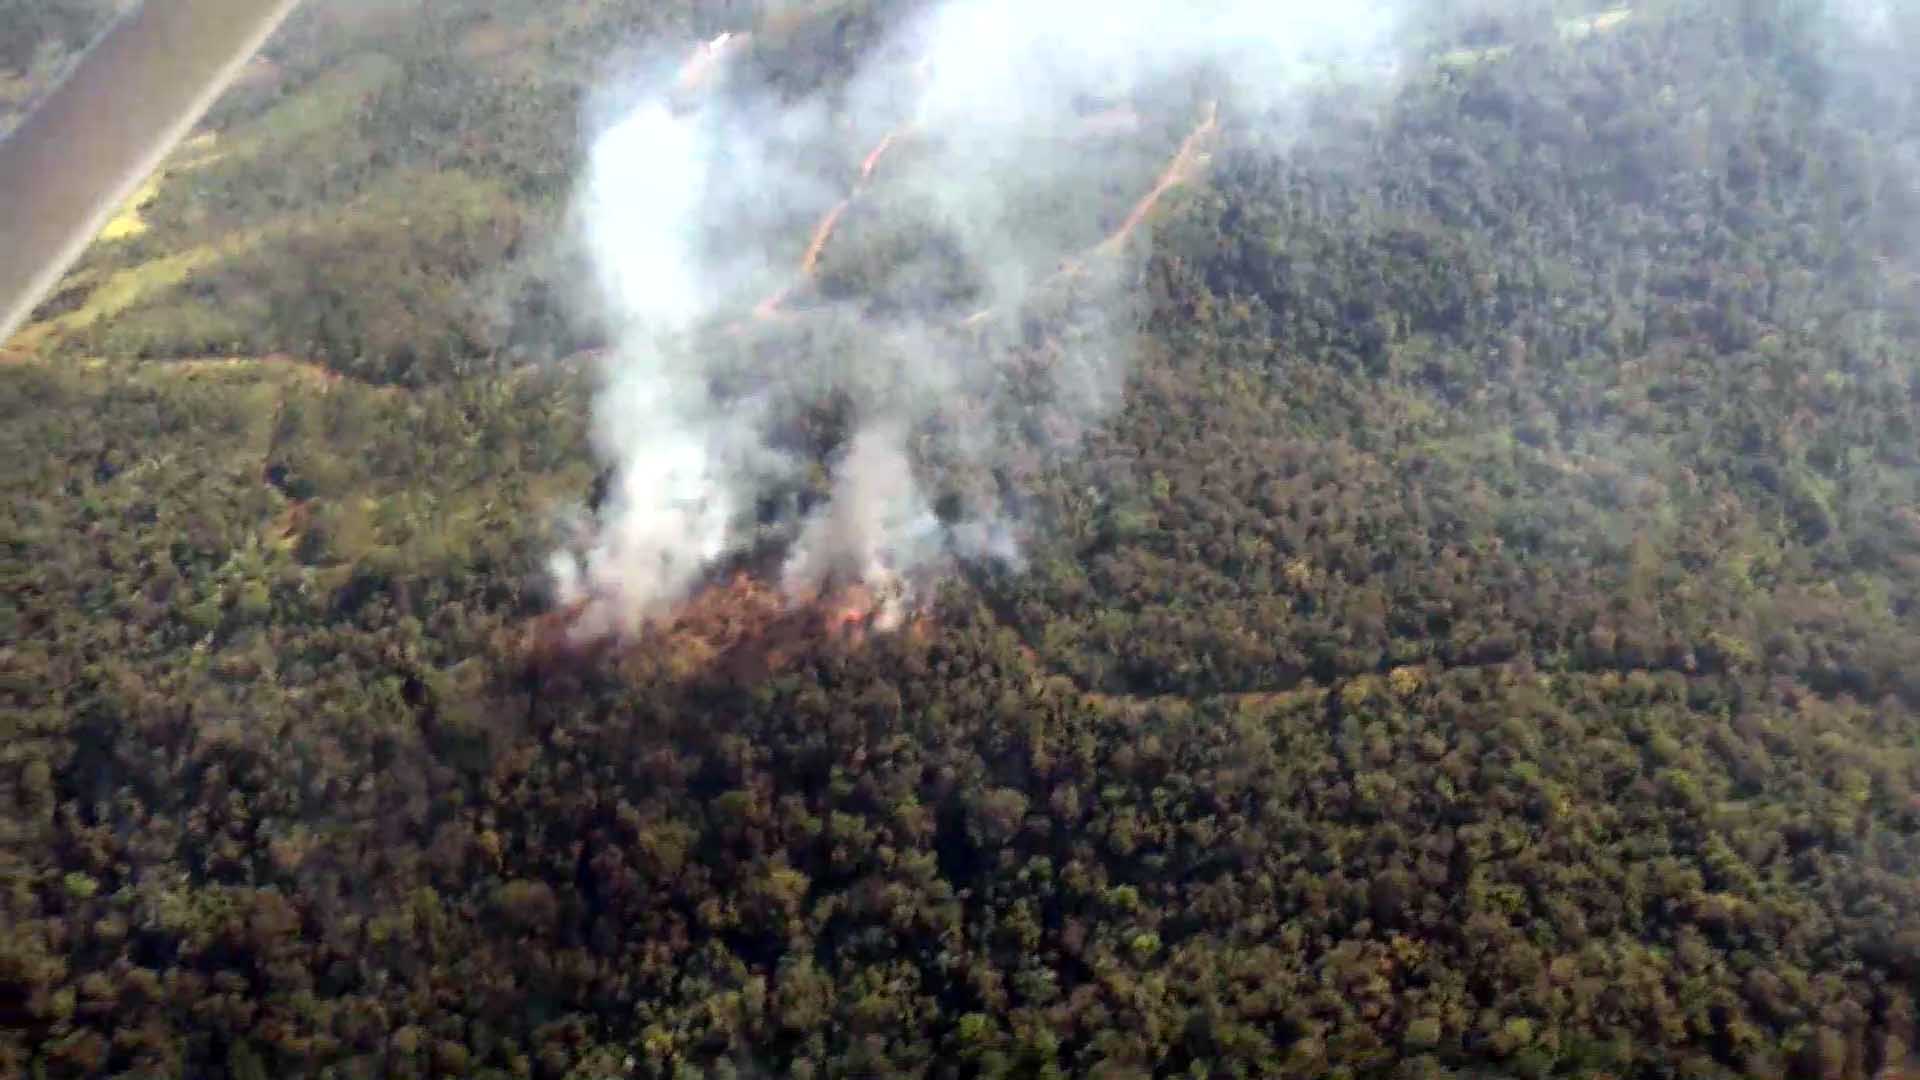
[10,0,1920,1077]
[547,0,1406,641]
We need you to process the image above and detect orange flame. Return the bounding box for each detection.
[527,570,928,683]
[673,31,748,95]
[550,99,1223,676]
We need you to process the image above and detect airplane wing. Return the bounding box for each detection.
[0,0,302,344]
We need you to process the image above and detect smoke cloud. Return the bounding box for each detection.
[547,0,1407,642]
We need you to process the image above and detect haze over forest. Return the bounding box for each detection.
[4,0,1920,1077]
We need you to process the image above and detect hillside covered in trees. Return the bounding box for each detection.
[4,1,1920,1078]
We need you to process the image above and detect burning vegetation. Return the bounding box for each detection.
[542,26,1226,682]
[529,566,932,683]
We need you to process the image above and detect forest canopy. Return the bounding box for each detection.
[3,1,1920,1078]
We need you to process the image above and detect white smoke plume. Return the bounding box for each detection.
[783,421,943,630]
[548,0,1406,642]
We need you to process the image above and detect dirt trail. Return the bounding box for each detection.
[170,352,347,388]
[750,125,913,321]
[859,129,904,181]
[761,98,1221,332]
[962,100,1221,327]
[0,348,361,392]
[800,199,851,276]
[1098,100,1218,256]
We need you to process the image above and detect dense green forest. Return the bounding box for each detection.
[5,0,1920,1077]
